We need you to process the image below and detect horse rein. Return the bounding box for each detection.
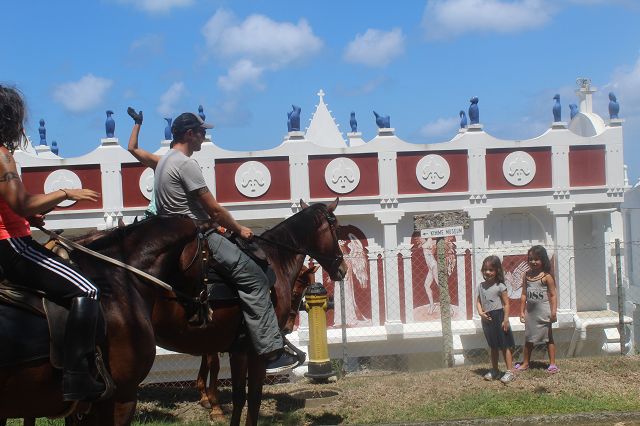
[37,225,198,302]
[251,209,343,271]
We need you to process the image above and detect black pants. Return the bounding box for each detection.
[0,236,98,308]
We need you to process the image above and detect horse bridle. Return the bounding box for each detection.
[251,209,344,273]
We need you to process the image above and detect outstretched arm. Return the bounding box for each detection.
[127,107,160,169]
[0,149,99,217]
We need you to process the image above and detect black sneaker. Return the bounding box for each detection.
[265,351,299,374]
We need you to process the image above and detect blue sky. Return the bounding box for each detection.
[2,0,640,181]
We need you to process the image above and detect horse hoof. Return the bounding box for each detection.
[198,398,212,409]
[209,408,225,421]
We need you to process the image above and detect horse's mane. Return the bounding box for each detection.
[259,203,330,271]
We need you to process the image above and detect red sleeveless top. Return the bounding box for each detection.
[0,196,30,239]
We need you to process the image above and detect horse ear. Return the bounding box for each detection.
[299,199,309,209]
[327,197,339,212]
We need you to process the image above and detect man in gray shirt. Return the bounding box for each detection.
[152,112,298,373]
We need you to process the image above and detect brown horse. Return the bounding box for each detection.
[0,199,345,425]
[193,264,319,420]
[151,199,346,425]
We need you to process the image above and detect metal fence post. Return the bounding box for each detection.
[615,239,626,355]
[339,280,348,371]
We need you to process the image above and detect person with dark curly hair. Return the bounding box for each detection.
[0,85,106,401]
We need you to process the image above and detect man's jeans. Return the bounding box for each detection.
[205,231,282,355]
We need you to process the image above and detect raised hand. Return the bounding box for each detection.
[127,107,143,125]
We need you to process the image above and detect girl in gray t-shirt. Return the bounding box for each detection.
[476,255,515,382]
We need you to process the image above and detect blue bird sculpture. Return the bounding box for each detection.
[105,110,115,137]
[198,105,206,122]
[459,110,467,128]
[164,118,173,140]
[373,111,390,128]
[569,104,579,120]
[552,94,561,122]
[608,92,620,119]
[350,112,358,132]
[51,141,59,156]
[38,118,47,146]
[287,105,301,132]
[468,97,479,125]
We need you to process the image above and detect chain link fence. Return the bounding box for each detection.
[142,240,636,391]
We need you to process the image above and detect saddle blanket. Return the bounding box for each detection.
[0,301,50,367]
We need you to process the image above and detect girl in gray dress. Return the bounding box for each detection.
[476,256,515,383]
[516,245,559,373]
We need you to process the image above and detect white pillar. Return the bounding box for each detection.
[367,242,384,326]
[399,243,414,324]
[548,202,576,315]
[378,151,398,208]
[374,210,405,334]
[290,153,310,208]
[466,207,492,319]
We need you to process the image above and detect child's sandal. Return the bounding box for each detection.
[546,364,559,374]
[514,363,529,372]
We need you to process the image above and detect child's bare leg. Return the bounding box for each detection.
[502,347,513,370]
[520,342,533,368]
[490,348,499,371]
[547,330,556,365]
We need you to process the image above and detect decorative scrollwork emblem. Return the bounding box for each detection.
[325,157,360,194]
[235,161,271,198]
[44,169,82,207]
[502,151,536,186]
[139,168,155,201]
[416,154,450,190]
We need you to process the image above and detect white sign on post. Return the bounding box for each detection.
[420,225,464,238]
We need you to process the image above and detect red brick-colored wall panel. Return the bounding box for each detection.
[569,145,606,187]
[486,148,552,190]
[21,165,102,211]
[397,151,468,194]
[215,158,291,203]
[121,163,151,208]
[309,154,379,198]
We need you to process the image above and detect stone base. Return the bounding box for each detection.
[552,121,568,129]
[100,137,119,146]
[467,124,483,132]
[608,118,624,127]
[377,127,395,136]
[286,131,306,141]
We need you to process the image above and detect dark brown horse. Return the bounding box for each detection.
[193,264,319,420]
[151,199,346,425]
[0,199,345,425]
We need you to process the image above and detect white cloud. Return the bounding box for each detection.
[218,60,265,92]
[422,0,552,40]
[336,76,390,97]
[115,0,193,13]
[157,82,186,117]
[52,74,113,113]
[419,117,459,137]
[343,28,405,67]
[607,56,640,115]
[202,9,323,69]
[130,34,164,55]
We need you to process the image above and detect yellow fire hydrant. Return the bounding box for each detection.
[303,282,334,381]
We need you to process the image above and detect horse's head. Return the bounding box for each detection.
[298,198,348,281]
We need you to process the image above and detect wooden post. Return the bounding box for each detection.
[414,211,469,368]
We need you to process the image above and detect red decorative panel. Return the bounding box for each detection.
[215,157,291,203]
[569,145,606,187]
[21,165,102,211]
[486,147,552,190]
[309,154,379,199]
[397,151,468,194]
[121,163,150,208]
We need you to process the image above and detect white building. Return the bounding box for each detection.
[14,80,633,379]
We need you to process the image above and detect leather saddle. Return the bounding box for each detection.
[0,280,106,369]
[206,232,276,302]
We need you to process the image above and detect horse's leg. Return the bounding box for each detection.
[245,354,266,426]
[206,353,224,420]
[197,354,211,409]
[229,351,248,426]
